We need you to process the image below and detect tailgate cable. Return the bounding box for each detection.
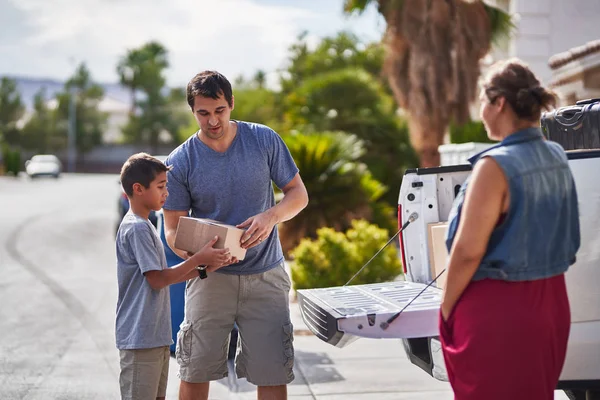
[341,211,446,331]
[380,267,446,330]
[344,212,420,287]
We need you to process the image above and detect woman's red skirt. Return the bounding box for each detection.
[439,274,570,400]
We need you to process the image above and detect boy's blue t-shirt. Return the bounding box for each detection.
[115,212,172,350]
[164,121,299,275]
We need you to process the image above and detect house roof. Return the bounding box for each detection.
[549,39,600,70]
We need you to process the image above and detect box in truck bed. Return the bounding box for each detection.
[427,222,449,289]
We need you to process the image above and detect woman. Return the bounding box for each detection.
[440,59,580,399]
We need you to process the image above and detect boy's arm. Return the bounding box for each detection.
[145,236,233,290]
[144,254,203,291]
[176,269,201,283]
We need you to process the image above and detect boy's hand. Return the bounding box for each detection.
[191,236,232,269]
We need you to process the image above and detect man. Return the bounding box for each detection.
[163,70,308,400]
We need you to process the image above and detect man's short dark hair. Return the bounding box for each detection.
[120,153,171,196]
[187,70,233,110]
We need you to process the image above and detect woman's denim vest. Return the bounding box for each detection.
[445,127,580,282]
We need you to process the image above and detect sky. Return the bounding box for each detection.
[0,0,386,88]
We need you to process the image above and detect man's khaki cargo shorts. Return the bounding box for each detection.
[176,262,294,386]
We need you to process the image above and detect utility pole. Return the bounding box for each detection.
[67,86,77,173]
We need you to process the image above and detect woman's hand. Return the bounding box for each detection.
[440,302,453,322]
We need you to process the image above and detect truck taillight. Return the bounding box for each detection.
[398,205,407,274]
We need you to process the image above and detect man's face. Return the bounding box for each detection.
[192,94,234,140]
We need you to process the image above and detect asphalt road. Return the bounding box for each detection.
[0,173,569,399]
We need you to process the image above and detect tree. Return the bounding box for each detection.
[344,0,512,166]
[117,41,169,115]
[54,63,107,158]
[232,86,279,128]
[253,70,267,89]
[0,77,25,146]
[165,87,194,144]
[117,41,185,152]
[20,88,61,152]
[280,31,386,95]
[283,66,417,206]
[279,131,394,254]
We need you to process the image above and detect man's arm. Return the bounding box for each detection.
[164,209,191,260]
[237,173,309,249]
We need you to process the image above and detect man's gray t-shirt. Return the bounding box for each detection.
[164,121,299,275]
[115,212,172,349]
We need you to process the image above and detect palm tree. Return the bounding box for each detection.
[253,70,267,89]
[117,41,169,115]
[117,42,171,154]
[344,0,512,166]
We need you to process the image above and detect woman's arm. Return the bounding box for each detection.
[441,157,509,320]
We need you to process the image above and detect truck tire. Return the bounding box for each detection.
[565,390,600,400]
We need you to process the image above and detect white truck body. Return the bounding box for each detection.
[397,151,600,391]
[297,150,600,395]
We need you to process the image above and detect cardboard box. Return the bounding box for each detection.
[174,217,247,261]
[427,222,449,289]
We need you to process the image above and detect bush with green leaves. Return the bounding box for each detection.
[1,144,20,176]
[290,219,402,290]
[279,131,396,255]
[449,120,492,144]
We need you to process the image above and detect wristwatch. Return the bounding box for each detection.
[196,266,208,279]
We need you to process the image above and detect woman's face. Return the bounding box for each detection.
[479,88,503,141]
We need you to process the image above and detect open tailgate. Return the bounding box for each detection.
[297,281,442,348]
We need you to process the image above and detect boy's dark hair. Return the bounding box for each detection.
[120,153,171,196]
[187,70,233,110]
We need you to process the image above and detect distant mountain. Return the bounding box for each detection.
[6,76,132,111]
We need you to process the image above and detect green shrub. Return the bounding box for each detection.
[290,219,402,290]
[279,131,396,255]
[449,120,493,144]
[1,145,20,176]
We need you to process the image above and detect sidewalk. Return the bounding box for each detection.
[163,260,455,400]
[163,264,569,399]
[164,296,454,400]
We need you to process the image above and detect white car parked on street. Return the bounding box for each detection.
[25,155,62,178]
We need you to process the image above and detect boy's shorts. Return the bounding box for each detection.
[176,262,294,386]
[119,346,170,400]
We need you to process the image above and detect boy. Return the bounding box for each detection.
[115,153,234,400]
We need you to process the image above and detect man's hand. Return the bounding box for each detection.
[237,210,278,249]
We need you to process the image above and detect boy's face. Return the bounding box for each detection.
[136,171,168,211]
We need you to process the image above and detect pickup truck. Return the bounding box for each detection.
[297,150,600,399]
